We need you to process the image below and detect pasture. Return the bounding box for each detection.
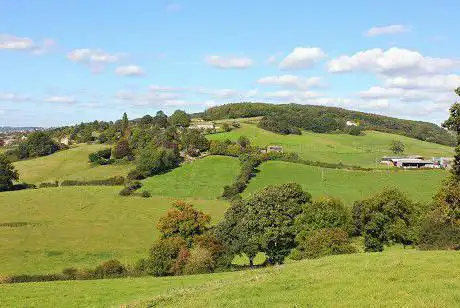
[0,186,228,275]
[13,144,134,184]
[1,249,459,307]
[141,156,240,200]
[207,124,454,167]
[244,161,447,206]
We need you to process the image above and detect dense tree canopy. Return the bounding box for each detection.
[169,110,191,127]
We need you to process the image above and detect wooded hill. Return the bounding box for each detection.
[200,103,455,146]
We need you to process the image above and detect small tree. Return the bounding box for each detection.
[146,237,187,276]
[135,146,179,177]
[0,154,19,192]
[121,112,129,134]
[442,89,460,180]
[25,131,59,157]
[157,201,211,246]
[153,110,168,128]
[237,135,250,149]
[390,140,405,154]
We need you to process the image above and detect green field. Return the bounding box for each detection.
[13,144,134,184]
[141,156,240,200]
[0,187,228,275]
[244,161,446,206]
[1,249,459,307]
[207,124,454,167]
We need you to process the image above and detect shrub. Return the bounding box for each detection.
[183,247,216,275]
[127,169,145,181]
[62,267,78,279]
[146,237,187,276]
[93,259,127,278]
[119,181,142,196]
[141,191,151,198]
[171,247,190,275]
[418,220,460,250]
[294,228,357,259]
[88,148,112,163]
[295,197,351,243]
[4,274,65,283]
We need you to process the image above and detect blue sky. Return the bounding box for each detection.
[1,0,459,127]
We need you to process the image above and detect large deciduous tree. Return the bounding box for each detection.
[169,110,191,127]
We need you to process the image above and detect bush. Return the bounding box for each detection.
[93,259,127,278]
[183,247,216,275]
[141,191,151,198]
[88,148,112,163]
[146,237,187,276]
[62,267,78,279]
[418,220,460,250]
[295,197,351,243]
[39,181,59,188]
[119,181,142,196]
[60,176,125,186]
[294,228,357,259]
[4,274,65,283]
[127,169,145,181]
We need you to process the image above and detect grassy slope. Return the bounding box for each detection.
[141,156,240,200]
[13,144,134,184]
[244,161,446,206]
[207,124,453,167]
[0,187,228,275]
[2,250,459,307]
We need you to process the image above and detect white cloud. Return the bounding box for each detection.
[365,25,410,37]
[257,75,323,90]
[279,47,326,70]
[0,34,34,50]
[44,96,76,103]
[205,55,253,69]
[328,47,459,75]
[115,65,144,76]
[0,92,30,102]
[383,74,460,90]
[68,49,120,63]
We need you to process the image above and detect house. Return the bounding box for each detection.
[190,123,215,130]
[346,121,358,127]
[391,158,434,169]
[267,145,283,153]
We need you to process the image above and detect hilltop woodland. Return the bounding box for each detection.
[0,89,459,283]
[201,102,455,145]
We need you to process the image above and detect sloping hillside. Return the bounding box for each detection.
[13,144,134,184]
[2,250,459,307]
[207,124,453,167]
[202,103,455,146]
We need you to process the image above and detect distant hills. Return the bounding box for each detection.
[0,126,43,133]
[201,103,455,146]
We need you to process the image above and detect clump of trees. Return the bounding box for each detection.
[13,131,60,160]
[88,148,113,165]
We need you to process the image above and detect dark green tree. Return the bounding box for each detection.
[153,111,168,128]
[442,88,460,180]
[169,110,190,127]
[245,183,311,264]
[121,112,129,134]
[0,154,19,192]
[24,131,59,158]
[181,129,210,155]
[135,145,179,177]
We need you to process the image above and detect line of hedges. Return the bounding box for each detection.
[222,155,262,200]
[41,176,126,187]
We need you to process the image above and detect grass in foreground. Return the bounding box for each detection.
[207,124,453,167]
[1,250,459,307]
[141,156,240,200]
[13,144,134,184]
[244,161,446,206]
[0,187,228,275]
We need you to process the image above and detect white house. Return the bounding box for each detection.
[346,121,358,127]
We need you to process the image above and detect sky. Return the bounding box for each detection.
[1,0,459,127]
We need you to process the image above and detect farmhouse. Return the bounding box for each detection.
[391,158,434,169]
[190,123,215,130]
[346,120,358,127]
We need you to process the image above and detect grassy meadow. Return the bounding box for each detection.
[13,144,134,184]
[207,124,454,167]
[0,186,228,275]
[141,155,240,200]
[1,249,459,307]
[244,161,446,206]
